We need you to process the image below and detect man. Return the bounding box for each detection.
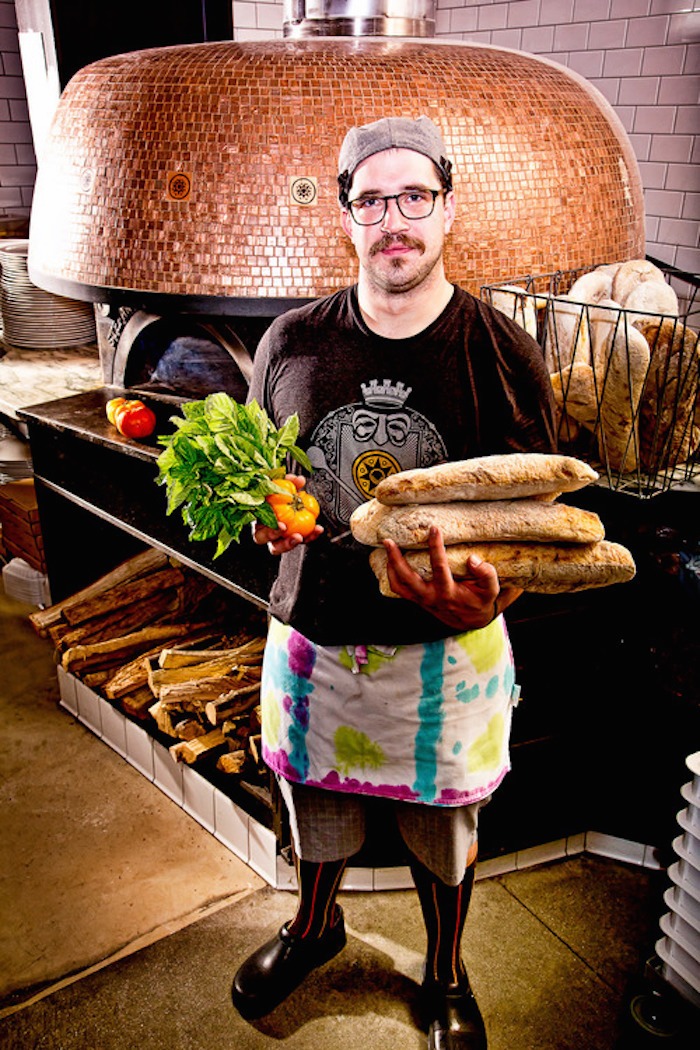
[231,116,556,1049]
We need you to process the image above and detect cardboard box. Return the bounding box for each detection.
[0,479,45,572]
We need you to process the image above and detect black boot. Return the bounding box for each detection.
[232,857,347,1019]
[421,975,487,1050]
[409,853,487,1050]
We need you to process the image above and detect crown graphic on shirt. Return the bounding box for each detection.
[361,379,412,407]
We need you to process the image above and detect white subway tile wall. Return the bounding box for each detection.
[0,0,35,225]
[0,0,696,269]
[429,0,699,271]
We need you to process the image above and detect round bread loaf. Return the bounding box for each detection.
[488,284,539,338]
[612,258,666,305]
[623,280,679,318]
[568,269,613,304]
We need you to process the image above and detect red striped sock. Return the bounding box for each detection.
[287,857,348,940]
[409,854,476,985]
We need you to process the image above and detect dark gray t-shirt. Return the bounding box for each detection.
[248,284,556,645]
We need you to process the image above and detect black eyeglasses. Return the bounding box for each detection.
[347,189,446,226]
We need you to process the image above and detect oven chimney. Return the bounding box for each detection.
[282,0,436,39]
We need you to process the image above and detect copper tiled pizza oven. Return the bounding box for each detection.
[27,4,645,387]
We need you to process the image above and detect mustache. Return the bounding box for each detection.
[369,233,425,256]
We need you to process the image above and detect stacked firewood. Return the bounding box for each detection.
[29,548,268,782]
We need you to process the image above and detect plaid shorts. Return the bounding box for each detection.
[278,776,489,886]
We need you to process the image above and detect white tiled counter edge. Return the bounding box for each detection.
[57,667,665,891]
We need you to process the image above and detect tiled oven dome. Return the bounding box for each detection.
[28,37,644,310]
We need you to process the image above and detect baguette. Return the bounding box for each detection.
[369,540,636,596]
[373,453,598,505]
[597,320,650,473]
[351,498,605,548]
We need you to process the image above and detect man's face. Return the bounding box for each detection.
[340,148,455,297]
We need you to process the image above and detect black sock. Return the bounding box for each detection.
[409,853,476,985]
[286,857,348,940]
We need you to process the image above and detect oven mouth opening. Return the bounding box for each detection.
[110,312,274,401]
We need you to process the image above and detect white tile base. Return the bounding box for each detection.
[59,673,670,890]
[57,665,78,716]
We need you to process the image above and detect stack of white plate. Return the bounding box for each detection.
[0,240,96,349]
[656,751,700,1009]
[1,556,51,606]
[0,424,32,483]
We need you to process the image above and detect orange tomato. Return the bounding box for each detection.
[266,481,320,537]
[105,397,127,425]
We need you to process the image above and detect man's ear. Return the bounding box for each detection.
[340,206,354,239]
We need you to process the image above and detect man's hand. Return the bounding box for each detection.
[253,474,324,555]
[383,526,522,630]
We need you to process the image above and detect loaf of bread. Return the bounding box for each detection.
[632,317,700,473]
[623,280,679,318]
[596,320,650,473]
[544,295,591,373]
[612,259,667,305]
[488,284,539,338]
[369,539,636,596]
[549,362,599,431]
[373,453,599,505]
[589,299,624,377]
[351,497,605,548]
[568,269,614,304]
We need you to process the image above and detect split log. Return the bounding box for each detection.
[149,700,177,736]
[122,685,160,720]
[169,728,227,764]
[147,656,259,697]
[61,566,185,626]
[148,700,210,740]
[157,675,255,711]
[205,683,261,725]
[61,623,202,675]
[82,671,111,690]
[173,717,208,741]
[51,590,181,652]
[217,750,247,775]
[157,643,262,669]
[29,548,169,636]
[249,733,263,770]
[103,629,221,700]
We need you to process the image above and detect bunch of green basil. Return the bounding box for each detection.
[156,392,311,558]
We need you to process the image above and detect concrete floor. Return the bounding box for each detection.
[0,577,696,1050]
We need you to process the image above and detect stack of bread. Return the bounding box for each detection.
[349,453,636,597]
[489,260,700,477]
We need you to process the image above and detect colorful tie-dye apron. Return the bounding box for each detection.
[261,615,521,807]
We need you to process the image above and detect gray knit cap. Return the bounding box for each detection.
[337,116,453,200]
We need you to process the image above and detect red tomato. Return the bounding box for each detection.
[114,399,157,439]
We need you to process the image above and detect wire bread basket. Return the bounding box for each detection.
[481,258,700,498]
